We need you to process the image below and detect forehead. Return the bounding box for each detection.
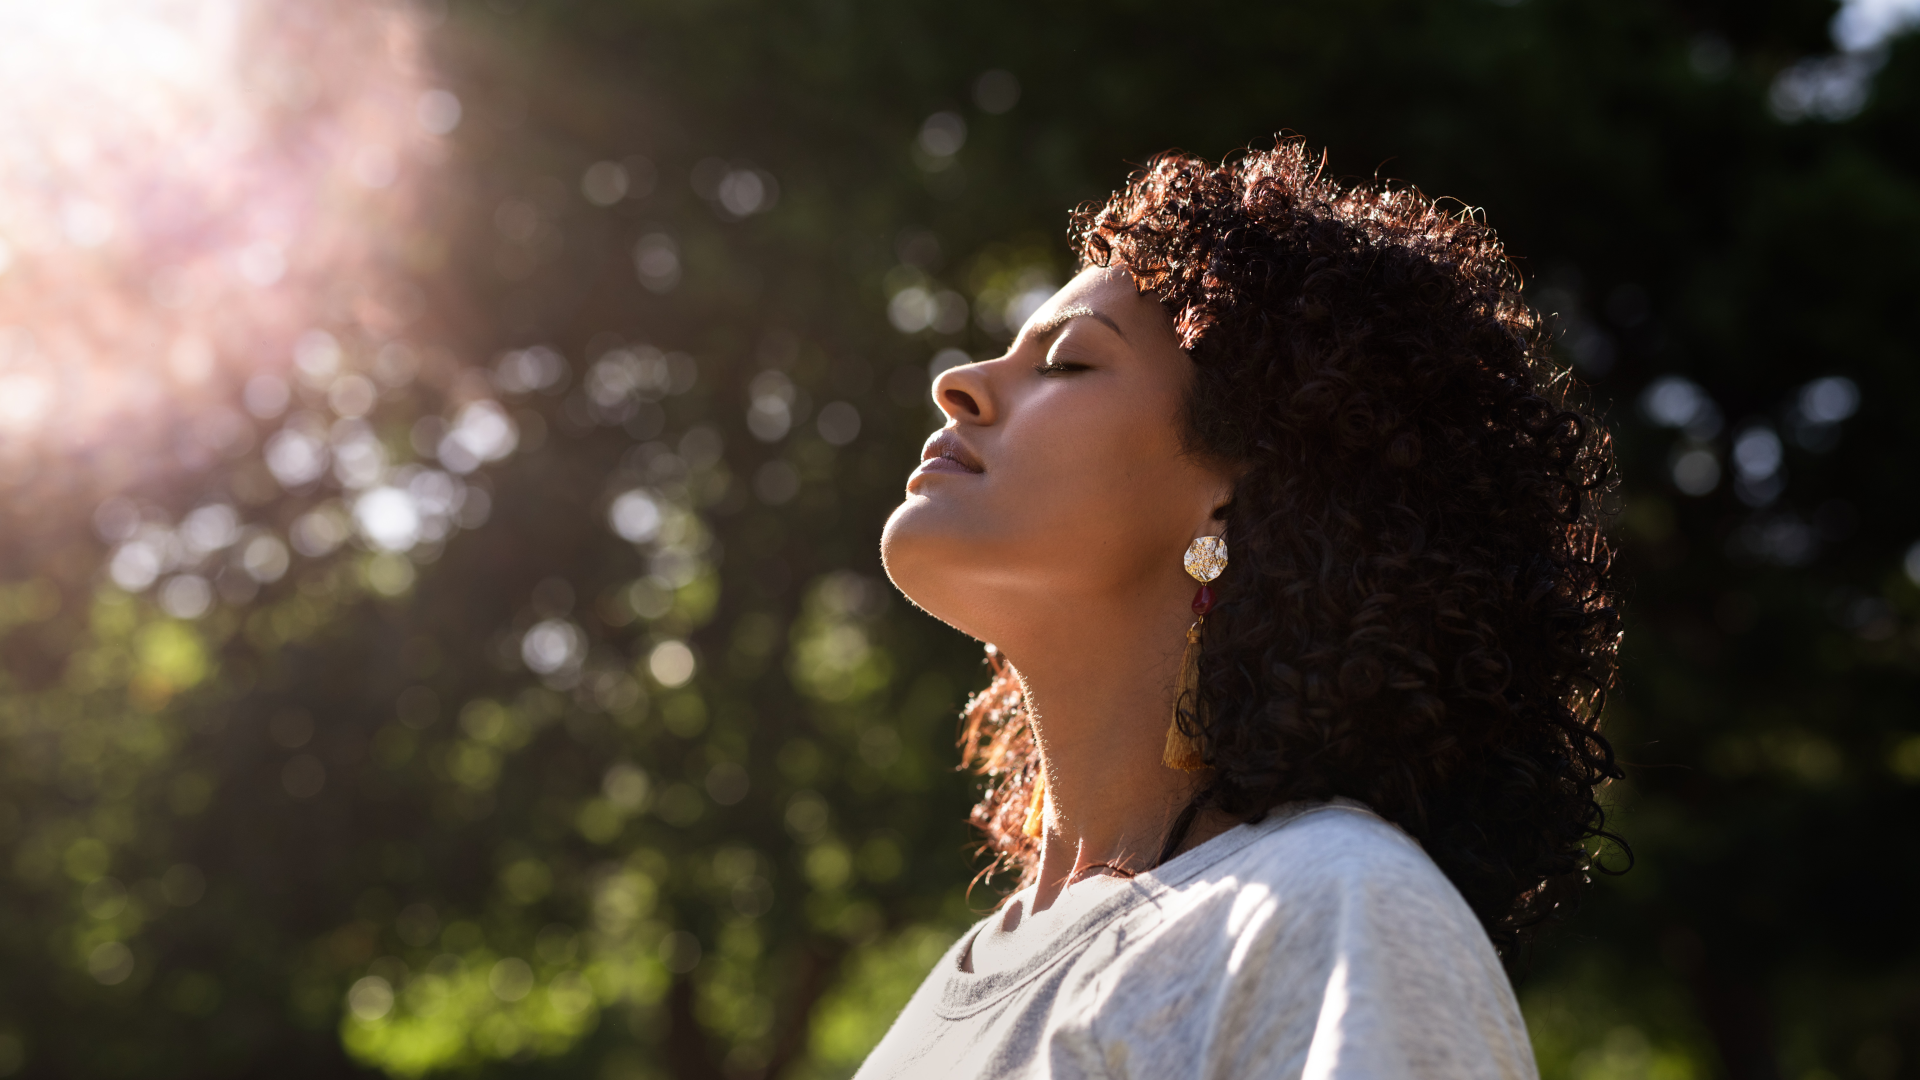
[1026,265,1178,345]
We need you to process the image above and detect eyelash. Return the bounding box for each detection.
[1033,360,1088,377]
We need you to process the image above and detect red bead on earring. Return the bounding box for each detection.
[1191,584,1215,615]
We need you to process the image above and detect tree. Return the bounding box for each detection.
[0,0,1914,1077]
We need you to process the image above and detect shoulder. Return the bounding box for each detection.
[1146,801,1502,978]
[1170,801,1463,904]
[1225,801,1459,899]
[1079,804,1534,1080]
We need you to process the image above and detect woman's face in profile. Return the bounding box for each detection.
[881,266,1233,646]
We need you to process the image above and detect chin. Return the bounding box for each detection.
[879,496,941,611]
[880,495,993,642]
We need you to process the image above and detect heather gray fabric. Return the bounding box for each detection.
[854,801,1538,1080]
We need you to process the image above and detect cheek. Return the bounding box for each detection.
[1008,394,1186,530]
[923,395,1190,586]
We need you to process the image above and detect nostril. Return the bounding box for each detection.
[942,387,981,418]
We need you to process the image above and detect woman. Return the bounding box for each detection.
[864,141,1620,1079]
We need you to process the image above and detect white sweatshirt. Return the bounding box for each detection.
[855,801,1538,1080]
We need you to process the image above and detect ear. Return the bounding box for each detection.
[1196,463,1239,533]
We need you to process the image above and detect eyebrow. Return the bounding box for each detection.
[1028,305,1126,341]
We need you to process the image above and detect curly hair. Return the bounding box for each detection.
[957,140,1623,959]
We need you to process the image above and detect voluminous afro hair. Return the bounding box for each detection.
[958,140,1623,959]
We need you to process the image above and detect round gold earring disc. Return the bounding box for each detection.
[1184,536,1227,583]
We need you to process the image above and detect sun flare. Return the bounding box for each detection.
[0,0,448,480]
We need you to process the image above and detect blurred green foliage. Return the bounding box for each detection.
[0,0,1917,1078]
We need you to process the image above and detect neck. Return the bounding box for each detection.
[998,588,1213,912]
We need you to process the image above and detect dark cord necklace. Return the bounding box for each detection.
[1068,862,1137,883]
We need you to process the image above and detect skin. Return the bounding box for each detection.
[881,265,1237,914]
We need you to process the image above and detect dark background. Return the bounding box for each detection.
[0,0,1916,1077]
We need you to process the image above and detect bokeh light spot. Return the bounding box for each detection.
[488,958,533,1002]
[1797,376,1860,423]
[265,425,329,488]
[158,575,213,619]
[609,490,664,544]
[522,619,586,676]
[582,161,629,206]
[917,112,966,157]
[817,401,861,446]
[416,88,462,135]
[88,942,134,986]
[973,69,1021,113]
[648,640,696,688]
[354,487,422,552]
[1671,448,1721,496]
[634,233,681,294]
[347,976,393,1021]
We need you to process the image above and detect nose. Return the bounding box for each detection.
[932,359,996,425]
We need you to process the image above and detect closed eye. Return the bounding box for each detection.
[1034,360,1089,377]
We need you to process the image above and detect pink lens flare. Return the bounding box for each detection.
[0,0,460,507]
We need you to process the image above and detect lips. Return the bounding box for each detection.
[916,429,984,476]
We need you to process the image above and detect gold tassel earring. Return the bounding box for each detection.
[1165,535,1226,770]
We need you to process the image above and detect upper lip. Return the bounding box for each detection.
[921,429,985,473]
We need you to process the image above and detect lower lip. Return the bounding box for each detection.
[908,457,980,485]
